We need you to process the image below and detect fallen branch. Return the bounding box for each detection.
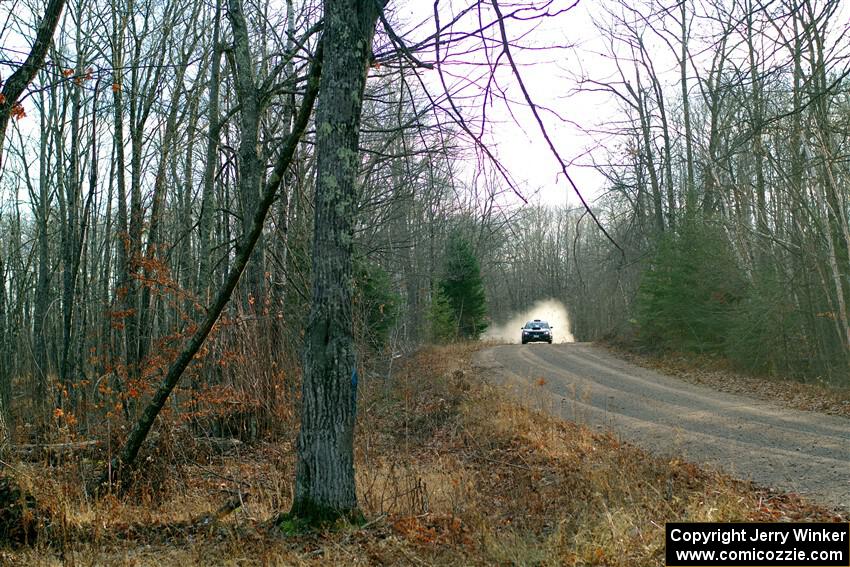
[13,440,101,462]
[193,436,243,455]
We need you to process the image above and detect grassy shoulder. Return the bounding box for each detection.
[603,341,850,419]
[3,343,845,565]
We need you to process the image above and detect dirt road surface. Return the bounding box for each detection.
[475,343,850,510]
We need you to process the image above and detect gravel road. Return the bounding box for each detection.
[474,343,850,510]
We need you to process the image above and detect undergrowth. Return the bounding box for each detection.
[605,340,850,419]
[1,342,844,566]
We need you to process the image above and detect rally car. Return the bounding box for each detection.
[521,319,553,344]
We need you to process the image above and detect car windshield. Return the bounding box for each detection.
[524,321,549,329]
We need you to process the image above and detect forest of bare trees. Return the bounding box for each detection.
[564,0,850,381]
[0,0,592,523]
[0,0,849,536]
[484,0,850,385]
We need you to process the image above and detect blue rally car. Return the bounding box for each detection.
[521,319,553,344]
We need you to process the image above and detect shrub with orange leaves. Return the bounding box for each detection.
[10,103,25,120]
[52,407,78,430]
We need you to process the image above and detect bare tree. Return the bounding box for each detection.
[0,0,66,169]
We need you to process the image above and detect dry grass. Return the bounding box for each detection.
[1,343,844,566]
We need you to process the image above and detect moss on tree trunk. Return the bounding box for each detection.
[288,0,384,523]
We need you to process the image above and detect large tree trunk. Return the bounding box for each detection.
[636,88,664,234]
[288,0,383,524]
[110,0,133,421]
[745,0,768,248]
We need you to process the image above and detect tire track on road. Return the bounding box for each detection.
[475,343,850,510]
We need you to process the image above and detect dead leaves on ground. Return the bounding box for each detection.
[391,513,472,547]
[4,342,845,565]
[606,344,850,418]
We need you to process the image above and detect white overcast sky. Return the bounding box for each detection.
[394,0,627,208]
[396,0,850,209]
[3,0,848,212]
[0,0,604,208]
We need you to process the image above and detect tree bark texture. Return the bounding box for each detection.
[290,0,384,522]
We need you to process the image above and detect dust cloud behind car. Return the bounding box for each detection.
[483,299,576,344]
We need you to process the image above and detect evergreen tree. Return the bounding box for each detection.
[637,217,743,353]
[428,288,457,343]
[439,232,488,339]
[354,258,400,352]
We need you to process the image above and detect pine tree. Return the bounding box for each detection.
[439,232,488,339]
[354,258,400,352]
[428,288,457,343]
[637,217,742,353]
